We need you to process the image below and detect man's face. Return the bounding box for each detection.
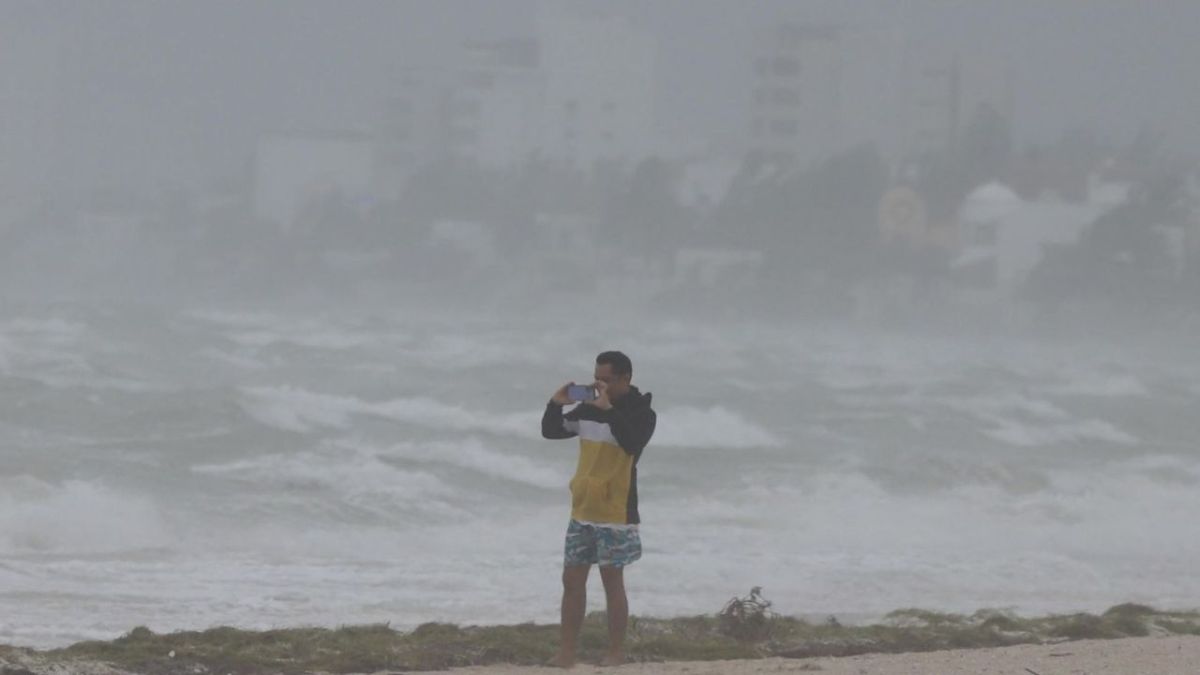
[594,363,631,399]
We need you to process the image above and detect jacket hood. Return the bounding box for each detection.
[617,385,652,408]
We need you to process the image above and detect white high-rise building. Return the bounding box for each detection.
[747,21,1012,167]
[376,6,658,175]
[749,24,908,166]
[535,7,657,168]
[448,39,545,169]
[748,24,835,166]
[374,68,461,196]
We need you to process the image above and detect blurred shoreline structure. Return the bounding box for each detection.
[1,6,1198,327]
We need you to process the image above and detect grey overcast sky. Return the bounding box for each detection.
[2,0,1198,191]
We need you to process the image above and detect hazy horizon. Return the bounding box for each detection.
[2,0,1198,199]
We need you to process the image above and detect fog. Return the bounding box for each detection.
[1,0,1198,322]
[2,0,1200,650]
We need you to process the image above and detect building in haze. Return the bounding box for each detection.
[747,23,907,166]
[534,6,657,168]
[375,69,457,196]
[448,39,545,169]
[746,21,1013,168]
[375,5,658,177]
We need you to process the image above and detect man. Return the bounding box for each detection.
[542,350,656,668]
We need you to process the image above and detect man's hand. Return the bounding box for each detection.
[585,380,613,410]
[551,381,575,406]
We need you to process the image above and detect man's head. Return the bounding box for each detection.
[594,350,633,400]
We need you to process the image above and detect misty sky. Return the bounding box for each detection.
[2,0,1198,194]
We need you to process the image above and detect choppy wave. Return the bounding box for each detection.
[937,391,1139,447]
[191,436,563,518]
[652,405,780,448]
[984,417,1138,447]
[0,477,172,555]
[191,446,465,522]
[644,452,1200,618]
[4,306,1200,649]
[238,386,536,437]
[360,438,566,490]
[1041,371,1149,397]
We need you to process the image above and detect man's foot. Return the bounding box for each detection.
[545,652,576,669]
[600,652,626,667]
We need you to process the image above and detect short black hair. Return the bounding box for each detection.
[596,351,632,377]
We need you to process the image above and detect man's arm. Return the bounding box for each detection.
[542,381,580,440]
[607,406,656,458]
[542,401,579,439]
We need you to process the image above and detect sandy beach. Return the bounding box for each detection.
[4,633,1199,674]
[447,636,1200,675]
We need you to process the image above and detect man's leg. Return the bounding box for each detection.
[598,565,628,666]
[550,564,591,668]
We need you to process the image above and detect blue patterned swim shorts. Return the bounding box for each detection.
[564,519,642,568]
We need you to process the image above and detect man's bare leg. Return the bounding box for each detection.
[599,565,628,666]
[550,564,590,668]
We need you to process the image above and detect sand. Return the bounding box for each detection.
[5,635,1198,674]
[447,636,1200,674]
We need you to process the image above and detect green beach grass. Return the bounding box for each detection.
[3,597,1199,674]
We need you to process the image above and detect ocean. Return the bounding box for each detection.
[2,302,1198,648]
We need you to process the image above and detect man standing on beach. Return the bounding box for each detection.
[542,351,656,668]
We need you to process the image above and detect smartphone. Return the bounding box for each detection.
[566,384,597,402]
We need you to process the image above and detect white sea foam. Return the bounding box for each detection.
[237,386,538,437]
[190,446,460,520]
[396,330,572,370]
[652,405,780,448]
[1,317,89,344]
[228,328,373,350]
[806,332,992,391]
[238,386,361,432]
[0,341,94,382]
[941,391,1072,422]
[932,390,1138,447]
[184,310,389,350]
[370,397,535,437]
[4,307,1200,650]
[641,454,1200,619]
[985,417,1139,447]
[190,437,563,533]
[1043,371,1149,397]
[0,477,172,554]
[357,438,566,490]
[197,347,268,370]
[182,309,288,328]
